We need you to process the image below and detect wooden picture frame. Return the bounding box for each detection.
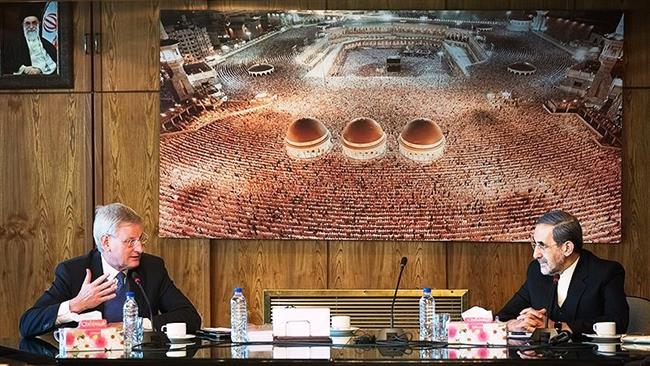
[0,1,73,89]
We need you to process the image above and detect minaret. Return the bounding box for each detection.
[587,14,623,100]
[532,10,549,31]
[160,21,194,101]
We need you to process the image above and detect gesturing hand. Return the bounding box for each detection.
[69,269,117,313]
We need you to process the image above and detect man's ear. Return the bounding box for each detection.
[100,234,111,252]
[563,241,575,256]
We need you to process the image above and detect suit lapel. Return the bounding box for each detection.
[559,253,589,319]
[90,249,105,314]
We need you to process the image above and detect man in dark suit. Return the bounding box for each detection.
[497,210,628,339]
[19,203,201,338]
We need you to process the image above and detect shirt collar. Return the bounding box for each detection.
[100,254,126,281]
[559,254,580,279]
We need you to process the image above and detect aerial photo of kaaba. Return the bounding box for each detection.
[159,10,623,242]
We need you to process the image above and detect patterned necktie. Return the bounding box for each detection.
[103,272,126,323]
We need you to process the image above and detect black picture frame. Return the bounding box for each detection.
[0,1,73,89]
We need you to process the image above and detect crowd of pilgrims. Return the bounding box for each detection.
[158,24,621,242]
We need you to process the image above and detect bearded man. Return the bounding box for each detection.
[497,210,628,340]
[2,15,57,75]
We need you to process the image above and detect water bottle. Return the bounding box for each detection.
[419,287,435,341]
[230,287,249,343]
[123,292,142,350]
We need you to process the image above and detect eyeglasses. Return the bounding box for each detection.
[530,235,562,252]
[107,233,149,248]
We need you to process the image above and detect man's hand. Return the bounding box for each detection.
[23,66,42,75]
[69,269,117,313]
[506,308,547,332]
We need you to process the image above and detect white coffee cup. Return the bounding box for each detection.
[593,322,616,336]
[331,315,351,330]
[162,322,187,338]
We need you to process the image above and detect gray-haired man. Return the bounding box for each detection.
[20,203,201,338]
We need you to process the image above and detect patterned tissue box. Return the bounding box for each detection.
[56,320,125,353]
[448,347,508,359]
[447,321,507,346]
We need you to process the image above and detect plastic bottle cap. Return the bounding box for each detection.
[234,287,243,293]
[423,287,431,293]
[126,291,135,298]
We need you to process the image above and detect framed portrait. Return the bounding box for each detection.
[0,1,73,89]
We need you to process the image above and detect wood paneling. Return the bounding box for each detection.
[446,0,573,9]
[161,0,208,9]
[329,241,446,290]
[209,0,326,10]
[1,0,650,337]
[0,94,92,337]
[447,243,532,311]
[574,0,650,10]
[99,92,211,325]
[212,240,327,326]
[625,11,650,87]
[72,3,94,92]
[98,2,160,91]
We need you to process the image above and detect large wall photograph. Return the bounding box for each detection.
[159,10,623,242]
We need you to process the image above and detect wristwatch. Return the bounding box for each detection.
[554,321,563,331]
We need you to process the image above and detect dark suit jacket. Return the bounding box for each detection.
[2,31,57,74]
[19,248,201,338]
[497,249,629,339]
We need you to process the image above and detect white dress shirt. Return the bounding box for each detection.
[557,256,580,307]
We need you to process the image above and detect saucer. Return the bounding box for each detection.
[168,334,196,343]
[583,333,622,342]
[330,327,359,336]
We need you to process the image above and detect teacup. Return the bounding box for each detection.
[593,322,616,336]
[162,322,187,338]
[331,315,351,330]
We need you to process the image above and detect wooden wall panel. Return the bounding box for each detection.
[625,11,650,87]
[574,0,650,10]
[209,0,326,10]
[211,240,327,326]
[447,243,532,311]
[161,0,208,9]
[1,0,649,337]
[99,2,160,91]
[329,242,446,290]
[99,92,211,325]
[0,94,92,338]
[445,0,573,9]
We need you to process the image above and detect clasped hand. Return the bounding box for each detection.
[69,269,117,313]
[506,307,547,333]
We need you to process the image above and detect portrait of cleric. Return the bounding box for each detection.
[0,2,59,76]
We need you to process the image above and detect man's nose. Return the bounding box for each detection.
[532,247,543,259]
[132,242,144,253]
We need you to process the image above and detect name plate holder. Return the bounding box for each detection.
[272,307,332,343]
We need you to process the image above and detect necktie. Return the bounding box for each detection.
[103,272,127,323]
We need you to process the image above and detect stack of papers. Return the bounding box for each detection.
[621,334,650,344]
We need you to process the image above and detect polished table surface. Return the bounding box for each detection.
[1,334,649,365]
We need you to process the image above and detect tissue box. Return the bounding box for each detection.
[448,347,508,359]
[57,326,125,352]
[447,321,507,346]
